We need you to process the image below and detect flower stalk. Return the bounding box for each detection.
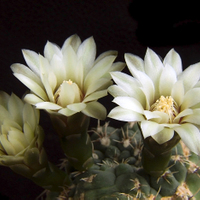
[141,132,181,177]
[50,112,94,171]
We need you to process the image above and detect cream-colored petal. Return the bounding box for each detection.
[159,64,177,97]
[108,85,128,97]
[106,62,125,76]
[124,53,145,74]
[35,102,62,110]
[23,103,37,131]
[181,88,200,110]
[82,102,107,120]
[8,128,28,147]
[110,71,146,107]
[62,45,78,82]
[173,108,193,123]
[181,109,200,125]
[61,34,81,53]
[12,73,48,101]
[94,50,117,65]
[144,48,164,72]
[58,108,77,116]
[11,63,43,87]
[108,106,144,122]
[0,105,11,122]
[137,72,155,109]
[67,102,86,112]
[163,49,182,75]
[57,82,81,107]
[44,41,62,61]
[83,90,107,102]
[23,122,35,144]
[0,134,16,155]
[85,78,112,97]
[174,123,200,155]
[152,128,174,144]
[0,91,10,108]
[48,71,57,93]
[8,93,23,126]
[144,49,163,97]
[140,120,164,138]
[22,49,40,76]
[113,96,144,114]
[171,80,184,106]
[24,94,44,105]
[144,110,169,124]
[50,54,66,87]
[77,36,96,75]
[178,62,200,92]
[143,48,164,90]
[3,120,22,131]
[84,55,116,90]
[7,132,26,153]
[39,55,54,102]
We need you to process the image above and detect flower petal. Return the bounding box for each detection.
[108,106,144,122]
[84,55,116,90]
[85,78,112,97]
[140,120,164,138]
[110,72,146,106]
[35,102,62,110]
[163,49,182,75]
[108,85,128,97]
[174,108,193,123]
[178,62,200,92]
[67,102,86,112]
[39,55,54,102]
[22,49,40,76]
[77,36,96,75]
[124,53,145,74]
[12,73,48,101]
[83,90,107,102]
[44,41,61,61]
[171,80,185,106]
[82,102,107,120]
[58,108,76,116]
[181,109,200,125]
[174,123,200,155]
[61,34,81,53]
[24,94,44,105]
[159,64,177,96]
[11,63,43,87]
[181,88,200,110]
[112,96,144,114]
[152,128,174,144]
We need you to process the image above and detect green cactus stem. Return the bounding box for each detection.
[142,132,181,177]
[50,112,94,171]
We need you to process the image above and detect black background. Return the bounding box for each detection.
[1,0,200,199]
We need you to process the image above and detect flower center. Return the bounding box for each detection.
[54,80,83,107]
[150,96,179,123]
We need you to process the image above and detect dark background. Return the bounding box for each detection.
[1,0,200,199]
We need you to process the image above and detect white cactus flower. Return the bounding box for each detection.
[0,91,42,165]
[108,48,200,155]
[11,35,125,120]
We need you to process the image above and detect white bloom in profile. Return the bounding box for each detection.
[108,48,200,155]
[11,35,125,120]
[0,91,43,164]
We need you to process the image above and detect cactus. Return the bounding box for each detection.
[45,122,200,200]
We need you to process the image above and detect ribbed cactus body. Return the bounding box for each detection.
[49,122,200,199]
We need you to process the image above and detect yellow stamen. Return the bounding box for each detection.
[66,79,73,85]
[150,96,179,123]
